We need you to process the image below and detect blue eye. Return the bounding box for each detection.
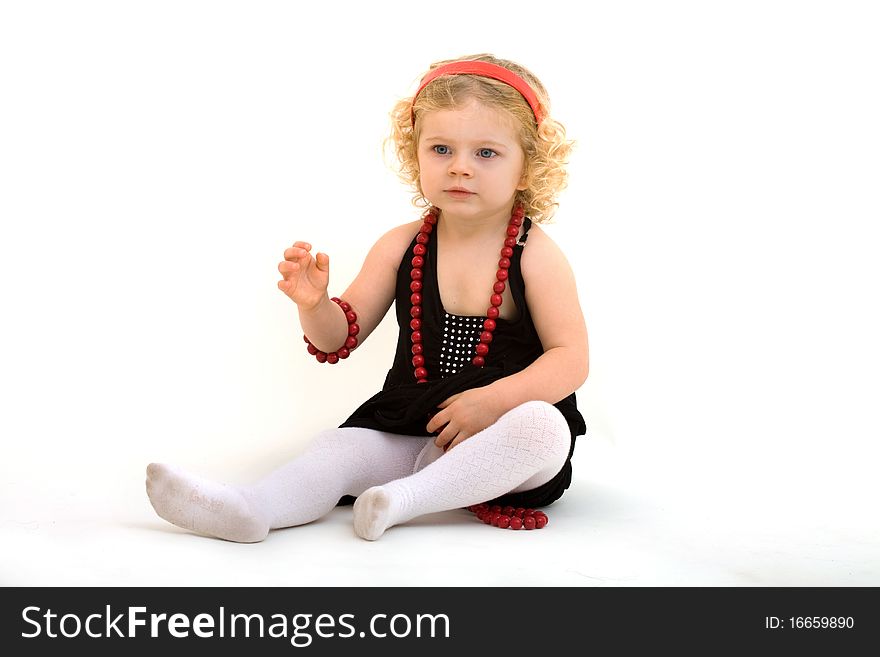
[477,148,497,158]
[433,145,450,155]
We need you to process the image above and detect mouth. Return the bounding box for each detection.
[444,187,475,197]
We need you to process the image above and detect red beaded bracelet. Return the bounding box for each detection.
[303,297,360,364]
[466,503,548,530]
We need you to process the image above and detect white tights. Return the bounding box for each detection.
[146,400,570,541]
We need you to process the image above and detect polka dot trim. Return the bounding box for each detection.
[440,312,485,377]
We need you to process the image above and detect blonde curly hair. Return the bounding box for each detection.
[386,54,573,224]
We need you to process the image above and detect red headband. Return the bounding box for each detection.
[411,61,544,127]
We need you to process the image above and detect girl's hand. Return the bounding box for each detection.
[277,241,330,311]
[426,387,506,452]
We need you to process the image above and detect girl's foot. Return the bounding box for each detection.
[352,486,397,541]
[145,463,269,543]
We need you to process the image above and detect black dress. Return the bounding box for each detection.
[338,217,586,508]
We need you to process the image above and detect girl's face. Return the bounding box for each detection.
[417,99,527,222]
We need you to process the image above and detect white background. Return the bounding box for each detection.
[1,0,878,585]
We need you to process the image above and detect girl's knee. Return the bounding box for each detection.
[305,428,358,454]
[500,401,570,451]
[504,400,567,431]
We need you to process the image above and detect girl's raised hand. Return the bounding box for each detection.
[277,241,330,311]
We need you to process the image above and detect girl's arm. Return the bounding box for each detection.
[427,226,588,449]
[278,221,421,353]
[485,225,590,405]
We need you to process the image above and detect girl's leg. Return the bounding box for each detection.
[353,401,571,540]
[146,428,430,543]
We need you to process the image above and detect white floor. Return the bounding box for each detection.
[3,433,876,587]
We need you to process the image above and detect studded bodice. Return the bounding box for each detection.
[439,312,485,378]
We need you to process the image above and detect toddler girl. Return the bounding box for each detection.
[146,53,589,541]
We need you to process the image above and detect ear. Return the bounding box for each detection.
[516,166,529,191]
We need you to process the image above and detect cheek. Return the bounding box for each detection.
[418,160,440,184]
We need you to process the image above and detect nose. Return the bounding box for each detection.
[447,151,473,178]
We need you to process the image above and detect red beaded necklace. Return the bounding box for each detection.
[467,504,548,530]
[409,204,549,531]
[408,204,524,383]
[305,204,549,531]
